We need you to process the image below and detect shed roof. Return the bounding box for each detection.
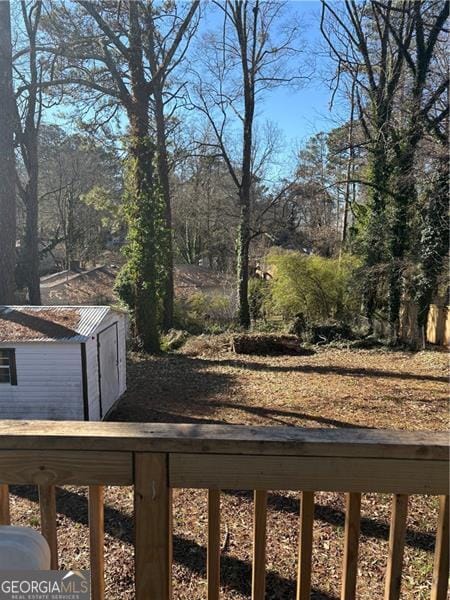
[0,306,117,343]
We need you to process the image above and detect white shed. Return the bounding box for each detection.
[0,306,127,421]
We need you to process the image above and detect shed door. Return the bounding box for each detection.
[97,323,119,418]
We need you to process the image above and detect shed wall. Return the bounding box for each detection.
[0,343,83,420]
[85,335,100,421]
[117,313,127,396]
[83,311,127,420]
[93,312,127,418]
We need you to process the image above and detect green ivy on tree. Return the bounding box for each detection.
[115,136,166,352]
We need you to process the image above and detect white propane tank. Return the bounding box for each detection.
[0,526,51,569]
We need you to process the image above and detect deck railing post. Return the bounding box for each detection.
[207,489,221,600]
[341,492,361,600]
[431,495,449,600]
[134,453,172,600]
[252,490,268,600]
[89,485,105,600]
[384,494,408,600]
[38,484,58,569]
[296,491,314,600]
[0,484,10,525]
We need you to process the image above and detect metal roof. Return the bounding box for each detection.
[0,306,116,343]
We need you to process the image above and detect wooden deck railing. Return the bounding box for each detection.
[0,421,448,600]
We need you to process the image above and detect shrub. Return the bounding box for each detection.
[267,249,361,324]
[174,291,236,334]
[114,262,135,313]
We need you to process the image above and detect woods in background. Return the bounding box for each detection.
[0,0,448,351]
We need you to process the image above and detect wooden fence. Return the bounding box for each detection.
[400,303,450,346]
[0,420,448,600]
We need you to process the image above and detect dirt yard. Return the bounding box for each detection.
[8,343,449,599]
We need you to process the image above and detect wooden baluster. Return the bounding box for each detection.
[252,490,267,600]
[0,484,10,525]
[431,495,449,600]
[384,494,408,600]
[38,485,58,569]
[296,491,314,600]
[135,453,172,600]
[207,489,221,600]
[341,492,361,600]
[89,486,105,600]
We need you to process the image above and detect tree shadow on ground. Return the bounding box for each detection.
[108,354,374,429]
[206,400,374,429]
[12,485,434,555]
[224,490,435,552]
[10,485,337,599]
[197,358,448,384]
[108,355,236,423]
[109,352,446,429]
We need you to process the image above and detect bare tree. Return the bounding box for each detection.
[14,0,45,304]
[0,1,17,303]
[191,0,303,327]
[171,139,237,270]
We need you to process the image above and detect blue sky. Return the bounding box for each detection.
[14,0,341,161]
[192,0,344,177]
[259,1,338,148]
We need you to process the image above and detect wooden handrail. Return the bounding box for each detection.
[0,420,446,458]
[0,421,448,600]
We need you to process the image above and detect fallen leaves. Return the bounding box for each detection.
[8,345,449,598]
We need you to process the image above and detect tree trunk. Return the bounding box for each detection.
[66,192,74,270]
[235,2,256,329]
[387,192,411,342]
[23,124,41,304]
[21,2,42,305]
[342,77,356,247]
[0,1,16,304]
[237,200,251,328]
[153,81,174,332]
[146,8,175,332]
[24,166,41,304]
[415,156,449,339]
[363,143,389,333]
[388,140,418,343]
[127,126,160,353]
[127,1,160,353]
[145,2,200,331]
